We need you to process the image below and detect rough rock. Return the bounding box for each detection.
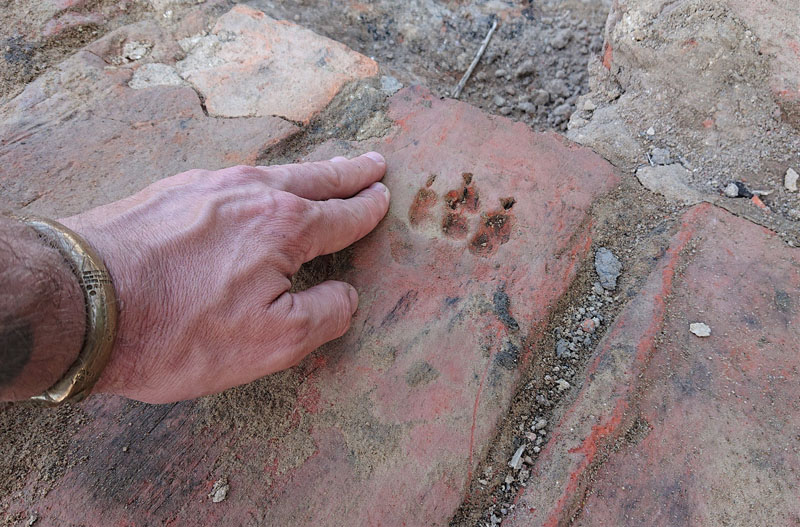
[128,63,185,89]
[724,182,740,198]
[649,147,671,165]
[689,322,711,337]
[594,248,621,290]
[380,75,403,95]
[635,164,704,205]
[172,5,378,123]
[0,40,297,215]
[569,0,800,206]
[786,168,799,192]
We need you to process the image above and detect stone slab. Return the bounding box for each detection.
[175,5,379,123]
[0,19,298,217]
[0,83,619,526]
[506,203,800,526]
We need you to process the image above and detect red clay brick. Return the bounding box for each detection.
[0,86,618,526]
[506,204,800,527]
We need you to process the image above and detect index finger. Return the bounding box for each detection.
[258,152,386,201]
[298,181,391,263]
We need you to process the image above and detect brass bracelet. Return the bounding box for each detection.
[14,215,118,407]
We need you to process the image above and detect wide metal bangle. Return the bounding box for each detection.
[15,215,118,407]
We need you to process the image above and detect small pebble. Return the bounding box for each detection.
[690,322,711,337]
[724,182,739,198]
[517,102,535,114]
[532,90,550,105]
[650,147,672,165]
[209,477,230,503]
[555,339,570,358]
[595,248,622,290]
[785,168,799,192]
[508,445,525,470]
[515,59,536,78]
[580,318,597,333]
[646,126,655,136]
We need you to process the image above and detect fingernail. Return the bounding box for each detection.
[370,181,390,197]
[330,156,348,163]
[362,151,386,165]
[348,286,359,313]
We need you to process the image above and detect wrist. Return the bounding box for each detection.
[58,214,145,398]
[0,216,85,400]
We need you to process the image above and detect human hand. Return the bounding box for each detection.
[60,153,389,403]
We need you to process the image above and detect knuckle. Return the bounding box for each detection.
[277,193,312,217]
[289,312,313,349]
[322,164,346,189]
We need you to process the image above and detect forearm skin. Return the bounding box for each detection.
[0,215,85,401]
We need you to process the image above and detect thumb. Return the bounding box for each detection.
[278,280,359,365]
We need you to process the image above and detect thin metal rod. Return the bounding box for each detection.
[451,19,498,99]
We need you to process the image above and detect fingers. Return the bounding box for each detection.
[303,181,391,260]
[274,280,359,366]
[260,152,387,201]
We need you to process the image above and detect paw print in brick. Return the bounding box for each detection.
[408,172,516,257]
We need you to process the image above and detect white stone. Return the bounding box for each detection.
[636,164,705,205]
[122,41,151,61]
[508,445,525,470]
[690,322,711,337]
[129,63,185,89]
[209,478,229,503]
[785,168,798,192]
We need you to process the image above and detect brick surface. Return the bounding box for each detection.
[0,85,618,526]
[0,20,298,217]
[177,5,378,123]
[506,204,800,527]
